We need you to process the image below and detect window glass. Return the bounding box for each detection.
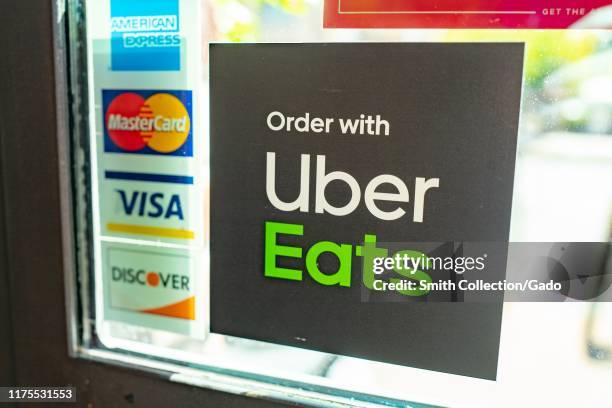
[71,0,612,406]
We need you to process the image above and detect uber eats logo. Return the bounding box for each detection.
[263,146,440,295]
[265,222,432,296]
[112,266,190,291]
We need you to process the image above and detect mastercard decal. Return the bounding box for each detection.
[102,90,193,156]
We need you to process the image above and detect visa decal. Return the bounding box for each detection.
[105,186,194,240]
[102,90,193,156]
[116,189,184,220]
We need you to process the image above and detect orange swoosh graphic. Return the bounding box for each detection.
[139,296,195,320]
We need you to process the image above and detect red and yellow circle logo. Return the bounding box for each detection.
[105,92,191,154]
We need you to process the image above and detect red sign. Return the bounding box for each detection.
[324,0,612,29]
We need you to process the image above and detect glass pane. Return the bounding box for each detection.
[67,0,612,406]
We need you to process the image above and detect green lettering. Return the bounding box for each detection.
[305,241,352,287]
[264,221,303,281]
[360,234,387,289]
[391,250,432,296]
